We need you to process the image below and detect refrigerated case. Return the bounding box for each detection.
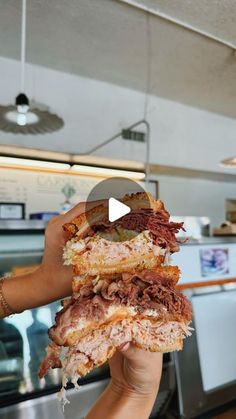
[0,223,110,413]
[172,237,236,418]
[0,223,175,418]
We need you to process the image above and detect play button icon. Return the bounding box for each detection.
[85,177,151,241]
[108,198,131,222]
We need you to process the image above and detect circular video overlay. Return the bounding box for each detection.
[85,177,151,241]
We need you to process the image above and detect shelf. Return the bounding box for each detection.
[0,220,47,231]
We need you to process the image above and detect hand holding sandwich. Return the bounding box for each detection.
[86,344,163,419]
[0,200,106,317]
[110,343,162,396]
[39,192,191,395]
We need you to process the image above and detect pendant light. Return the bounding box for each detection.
[0,0,64,134]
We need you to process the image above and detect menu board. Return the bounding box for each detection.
[0,168,156,217]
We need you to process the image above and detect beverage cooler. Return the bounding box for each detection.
[172,237,236,418]
[0,221,175,419]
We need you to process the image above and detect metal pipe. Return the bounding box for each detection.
[20,0,27,92]
[80,119,151,181]
[119,0,236,50]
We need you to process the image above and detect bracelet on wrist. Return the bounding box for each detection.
[0,277,15,317]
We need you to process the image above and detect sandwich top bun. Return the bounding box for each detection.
[63,192,168,239]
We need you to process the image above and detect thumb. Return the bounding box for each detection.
[119,342,148,363]
[119,342,163,367]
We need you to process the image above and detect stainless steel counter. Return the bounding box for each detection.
[183,236,236,245]
[0,220,47,231]
[0,380,109,419]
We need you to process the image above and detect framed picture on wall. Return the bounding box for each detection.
[0,203,25,220]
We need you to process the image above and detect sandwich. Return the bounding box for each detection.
[39,192,192,400]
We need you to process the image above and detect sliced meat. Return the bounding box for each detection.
[93,209,185,252]
[49,295,111,344]
[68,208,184,253]
[122,269,178,287]
[38,343,62,378]
[50,270,192,344]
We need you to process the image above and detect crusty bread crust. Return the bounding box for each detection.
[63,192,168,239]
[72,253,163,277]
[135,337,183,352]
[72,265,180,294]
[63,204,106,238]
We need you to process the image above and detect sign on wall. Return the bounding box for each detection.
[0,168,156,217]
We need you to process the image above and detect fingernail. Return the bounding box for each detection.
[119,342,130,351]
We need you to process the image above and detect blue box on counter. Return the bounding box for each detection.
[29,212,59,221]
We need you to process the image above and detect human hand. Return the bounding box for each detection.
[86,344,163,419]
[1,199,107,317]
[38,199,106,301]
[109,343,163,398]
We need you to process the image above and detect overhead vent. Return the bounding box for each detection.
[121,129,146,142]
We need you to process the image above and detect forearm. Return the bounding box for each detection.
[86,382,157,419]
[0,266,71,318]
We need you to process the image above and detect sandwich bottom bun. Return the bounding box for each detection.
[61,317,191,382]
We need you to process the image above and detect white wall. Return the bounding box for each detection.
[156,175,236,229]
[1,56,236,227]
[0,56,236,175]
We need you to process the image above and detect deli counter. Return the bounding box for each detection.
[173,237,236,418]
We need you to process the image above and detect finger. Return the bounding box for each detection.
[119,342,130,351]
[63,199,107,221]
[108,348,124,372]
[120,342,163,364]
[58,199,107,225]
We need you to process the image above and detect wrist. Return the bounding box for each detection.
[109,379,157,399]
[108,380,157,416]
[86,381,157,419]
[34,265,61,303]
[37,263,72,302]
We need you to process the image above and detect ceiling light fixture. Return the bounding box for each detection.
[0,155,144,178]
[0,156,70,171]
[0,0,64,135]
[70,164,145,180]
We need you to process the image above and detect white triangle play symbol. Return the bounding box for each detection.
[108,197,131,222]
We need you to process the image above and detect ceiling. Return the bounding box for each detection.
[132,0,236,46]
[0,0,236,117]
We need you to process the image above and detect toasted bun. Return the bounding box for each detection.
[72,253,163,276]
[63,192,168,239]
[72,265,180,294]
[62,318,189,380]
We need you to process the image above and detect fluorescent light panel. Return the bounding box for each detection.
[71,164,145,180]
[0,156,70,171]
[0,156,145,179]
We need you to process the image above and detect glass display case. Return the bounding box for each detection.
[0,226,110,408]
[0,227,58,402]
